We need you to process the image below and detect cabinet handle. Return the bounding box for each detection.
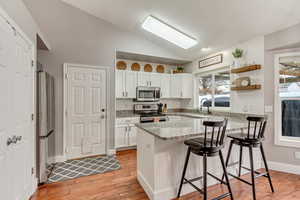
[126,92,128,97]
[122,92,125,97]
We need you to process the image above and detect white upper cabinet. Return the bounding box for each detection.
[170,74,193,98]
[160,74,171,98]
[116,70,137,98]
[125,71,138,98]
[137,72,151,87]
[150,73,161,87]
[117,70,193,99]
[116,70,125,98]
[170,75,182,98]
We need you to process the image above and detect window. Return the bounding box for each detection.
[198,69,230,111]
[275,52,300,148]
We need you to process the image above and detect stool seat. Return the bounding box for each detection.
[227,133,264,145]
[184,138,224,156]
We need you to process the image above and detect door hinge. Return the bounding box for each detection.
[31,167,34,175]
[31,114,34,121]
[31,60,35,67]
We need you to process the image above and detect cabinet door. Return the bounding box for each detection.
[150,73,161,87]
[128,126,137,146]
[137,72,151,87]
[160,74,171,98]
[125,71,137,98]
[182,74,193,98]
[115,126,128,148]
[170,75,182,98]
[116,70,125,98]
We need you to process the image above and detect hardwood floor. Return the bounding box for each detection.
[31,150,300,200]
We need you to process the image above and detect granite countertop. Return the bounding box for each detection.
[135,116,249,140]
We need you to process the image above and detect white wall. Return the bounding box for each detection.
[186,36,265,114]
[24,0,184,157]
[264,23,300,166]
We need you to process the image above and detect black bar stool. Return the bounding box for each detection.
[222,116,274,200]
[177,119,234,200]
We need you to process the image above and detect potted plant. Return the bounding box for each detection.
[174,66,184,73]
[232,48,244,67]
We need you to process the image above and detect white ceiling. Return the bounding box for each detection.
[61,0,300,60]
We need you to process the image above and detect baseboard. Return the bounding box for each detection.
[48,155,66,164]
[268,161,300,175]
[107,149,116,155]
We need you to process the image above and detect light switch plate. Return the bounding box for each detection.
[265,105,273,113]
[295,152,300,160]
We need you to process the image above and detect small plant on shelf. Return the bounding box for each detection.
[232,48,244,67]
[232,48,244,58]
[174,66,184,73]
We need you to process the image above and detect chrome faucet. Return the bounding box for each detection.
[200,98,211,114]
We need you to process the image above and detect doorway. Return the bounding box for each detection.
[63,63,108,159]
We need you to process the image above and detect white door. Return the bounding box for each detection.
[160,74,171,98]
[125,71,137,98]
[138,72,151,86]
[116,70,125,98]
[0,15,35,200]
[65,65,107,159]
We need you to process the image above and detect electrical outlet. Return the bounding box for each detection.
[295,152,300,160]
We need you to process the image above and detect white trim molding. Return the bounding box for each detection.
[48,155,67,164]
[268,161,300,175]
[274,52,300,148]
[107,149,116,156]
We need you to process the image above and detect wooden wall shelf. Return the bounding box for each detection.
[231,84,261,91]
[231,65,261,73]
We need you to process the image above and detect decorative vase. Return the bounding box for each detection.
[234,58,242,68]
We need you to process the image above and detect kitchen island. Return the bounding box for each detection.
[135,115,262,200]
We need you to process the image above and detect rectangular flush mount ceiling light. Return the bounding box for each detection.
[142,15,198,49]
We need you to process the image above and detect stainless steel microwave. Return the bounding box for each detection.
[136,86,161,102]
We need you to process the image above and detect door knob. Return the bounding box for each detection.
[7,136,17,146]
[16,136,22,142]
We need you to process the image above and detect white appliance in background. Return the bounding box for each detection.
[38,71,55,183]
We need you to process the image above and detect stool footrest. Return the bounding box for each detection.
[183,176,203,184]
[207,172,228,185]
[241,166,268,178]
[183,178,203,194]
[255,172,268,179]
[212,192,231,200]
[228,173,252,185]
[227,161,239,167]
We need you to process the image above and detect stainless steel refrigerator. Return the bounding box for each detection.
[37,71,55,183]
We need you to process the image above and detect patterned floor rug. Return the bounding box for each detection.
[47,155,121,183]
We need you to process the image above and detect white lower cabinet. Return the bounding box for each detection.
[115,125,128,148]
[115,118,139,149]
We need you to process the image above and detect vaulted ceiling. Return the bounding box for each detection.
[61,0,300,59]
